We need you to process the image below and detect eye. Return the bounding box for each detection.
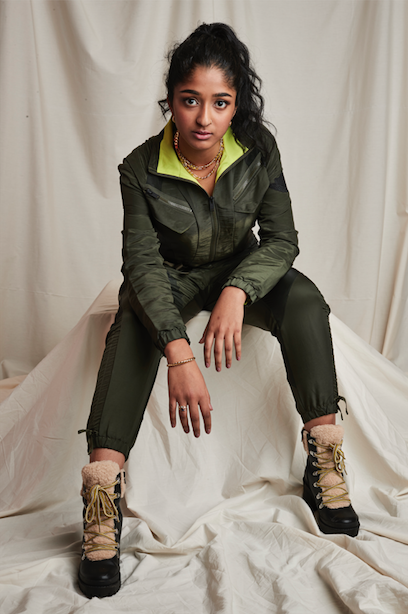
[184,98,198,106]
[215,100,228,109]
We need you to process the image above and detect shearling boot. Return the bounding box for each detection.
[302,424,359,536]
[78,460,125,598]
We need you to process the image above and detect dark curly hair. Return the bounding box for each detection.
[158,23,272,159]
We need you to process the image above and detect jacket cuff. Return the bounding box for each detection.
[222,278,257,305]
[157,326,191,354]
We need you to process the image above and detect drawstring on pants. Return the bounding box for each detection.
[335,396,348,420]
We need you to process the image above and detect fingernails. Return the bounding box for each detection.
[206,427,211,434]
[216,366,221,372]
[227,363,231,369]
[205,362,210,368]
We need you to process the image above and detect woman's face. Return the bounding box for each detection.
[169,65,237,162]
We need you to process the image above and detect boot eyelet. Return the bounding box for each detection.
[319,503,324,509]
[316,493,321,499]
[313,482,319,488]
[313,471,318,476]
[310,451,315,457]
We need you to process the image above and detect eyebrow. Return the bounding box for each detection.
[179,89,233,98]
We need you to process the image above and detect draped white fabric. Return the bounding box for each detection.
[1,0,407,377]
[1,281,408,612]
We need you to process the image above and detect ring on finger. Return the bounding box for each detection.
[179,404,187,412]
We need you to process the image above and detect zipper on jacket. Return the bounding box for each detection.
[145,187,160,199]
[209,196,219,261]
[144,187,193,213]
[147,148,260,262]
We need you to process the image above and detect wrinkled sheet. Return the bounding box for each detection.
[0,280,407,613]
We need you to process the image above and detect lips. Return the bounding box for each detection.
[193,131,212,140]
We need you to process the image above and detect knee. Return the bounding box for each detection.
[287,273,330,318]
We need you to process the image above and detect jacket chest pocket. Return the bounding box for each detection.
[145,187,196,234]
[232,159,269,219]
[232,158,268,214]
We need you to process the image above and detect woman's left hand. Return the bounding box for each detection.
[199,286,246,371]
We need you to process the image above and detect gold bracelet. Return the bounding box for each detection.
[167,357,196,368]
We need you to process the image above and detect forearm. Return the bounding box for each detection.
[223,236,299,303]
[164,338,194,363]
[120,158,190,352]
[124,264,190,352]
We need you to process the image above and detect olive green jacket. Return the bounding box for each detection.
[119,125,299,352]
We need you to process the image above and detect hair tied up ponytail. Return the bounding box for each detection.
[158,22,273,160]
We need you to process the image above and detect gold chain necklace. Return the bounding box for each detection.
[174,131,224,181]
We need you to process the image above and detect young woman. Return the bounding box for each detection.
[77,23,359,599]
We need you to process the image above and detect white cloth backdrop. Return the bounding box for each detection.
[0,281,408,613]
[0,0,407,377]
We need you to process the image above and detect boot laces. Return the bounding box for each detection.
[83,479,120,556]
[311,440,350,508]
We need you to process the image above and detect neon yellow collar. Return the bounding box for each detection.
[157,120,247,184]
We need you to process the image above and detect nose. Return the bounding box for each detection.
[196,104,211,128]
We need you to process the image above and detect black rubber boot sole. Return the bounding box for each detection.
[78,570,121,599]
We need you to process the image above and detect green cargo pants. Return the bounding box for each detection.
[84,258,341,460]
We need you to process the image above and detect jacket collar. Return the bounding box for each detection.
[151,120,247,184]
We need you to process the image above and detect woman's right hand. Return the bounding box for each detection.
[165,339,213,437]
